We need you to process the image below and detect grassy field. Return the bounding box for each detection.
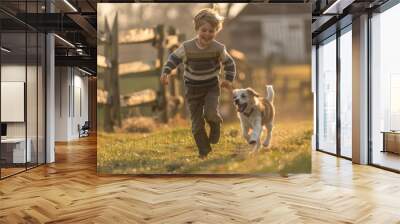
[97,119,312,174]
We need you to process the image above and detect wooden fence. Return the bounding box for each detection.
[98,13,185,132]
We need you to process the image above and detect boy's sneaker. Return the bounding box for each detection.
[209,122,220,144]
[198,153,207,159]
[199,148,211,159]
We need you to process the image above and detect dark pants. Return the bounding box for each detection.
[185,84,222,155]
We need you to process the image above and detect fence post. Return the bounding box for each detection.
[156,24,168,123]
[111,13,121,128]
[103,17,113,132]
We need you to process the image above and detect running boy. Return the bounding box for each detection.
[160,8,236,158]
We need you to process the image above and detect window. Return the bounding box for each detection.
[0,1,46,179]
[339,27,352,158]
[317,35,337,154]
[370,2,400,171]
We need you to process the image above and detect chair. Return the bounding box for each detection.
[79,121,90,138]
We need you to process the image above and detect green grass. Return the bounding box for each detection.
[97,120,312,174]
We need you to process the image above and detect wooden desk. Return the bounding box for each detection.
[1,138,31,163]
[382,131,400,154]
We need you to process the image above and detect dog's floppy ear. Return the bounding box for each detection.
[246,88,259,97]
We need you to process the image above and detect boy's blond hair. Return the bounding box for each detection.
[194,8,224,32]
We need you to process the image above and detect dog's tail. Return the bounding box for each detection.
[266,85,274,103]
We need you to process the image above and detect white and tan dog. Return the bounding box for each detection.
[232,85,275,151]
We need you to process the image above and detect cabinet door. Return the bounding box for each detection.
[386,133,400,154]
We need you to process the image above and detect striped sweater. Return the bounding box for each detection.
[162,38,236,87]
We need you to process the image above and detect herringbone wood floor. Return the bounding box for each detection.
[1,136,400,224]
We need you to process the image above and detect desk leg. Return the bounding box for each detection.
[382,133,386,153]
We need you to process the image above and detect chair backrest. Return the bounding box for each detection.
[82,121,90,129]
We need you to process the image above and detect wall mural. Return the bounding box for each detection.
[97,3,312,174]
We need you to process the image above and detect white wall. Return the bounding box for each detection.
[1,65,28,138]
[55,67,89,141]
[55,67,69,141]
[73,73,89,137]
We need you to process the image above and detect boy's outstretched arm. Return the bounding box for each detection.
[160,45,184,85]
[221,47,236,90]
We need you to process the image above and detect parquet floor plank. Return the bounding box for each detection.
[0,136,399,223]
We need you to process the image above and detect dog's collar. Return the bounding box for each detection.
[243,107,254,117]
